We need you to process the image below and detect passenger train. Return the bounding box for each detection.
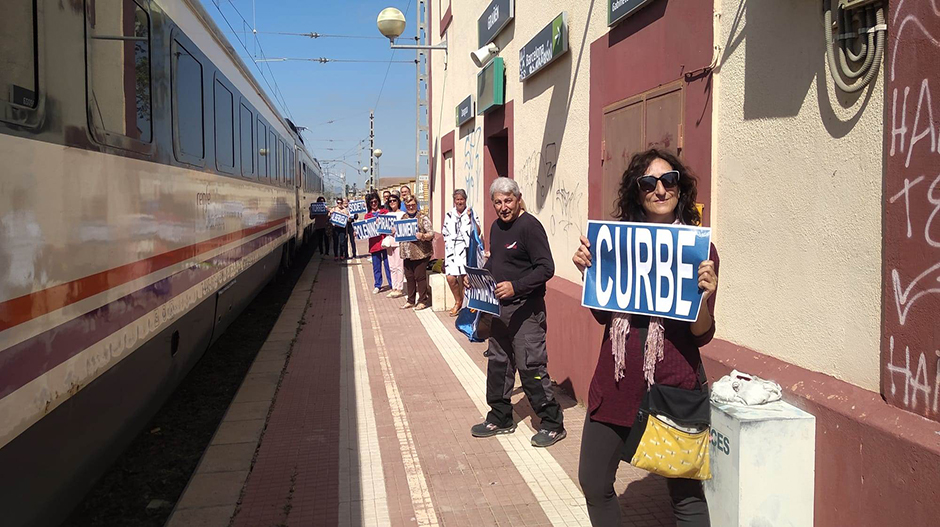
[0,1,326,524]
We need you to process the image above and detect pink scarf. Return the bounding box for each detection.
[610,218,682,385]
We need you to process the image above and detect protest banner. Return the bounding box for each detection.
[329,211,348,228]
[352,218,379,240]
[349,200,367,214]
[465,267,501,316]
[376,214,396,235]
[394,218,419,242]
[310,202,328,215]
[581,220,711,322]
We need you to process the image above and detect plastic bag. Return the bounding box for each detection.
[710,369,782,406]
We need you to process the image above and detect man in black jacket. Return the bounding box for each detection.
[468,177,565,447]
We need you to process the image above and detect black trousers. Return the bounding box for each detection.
[346,224,357,257]
[578,417,710,526]
[485,297,563,432]
[403,257,430,305]
[333,229,348,258]
[313,228,328,254]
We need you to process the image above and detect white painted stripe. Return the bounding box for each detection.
[413,309,591,526]
[0,234,286,450]
[339,265,390,526]
[354,264,439,526]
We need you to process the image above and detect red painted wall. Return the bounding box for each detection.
[882,0,940,422]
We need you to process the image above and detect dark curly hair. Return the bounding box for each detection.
[613,148,701,226]
[366,191,382,211]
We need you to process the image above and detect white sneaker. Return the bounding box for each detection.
[372,287,380,294]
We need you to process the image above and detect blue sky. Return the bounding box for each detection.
[204,0,420,190]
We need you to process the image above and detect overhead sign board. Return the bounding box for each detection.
[519,12,569,82]
[456,95,475,127]
[477,57,505,115]
[478,0,514,47]
[609,0,655,27]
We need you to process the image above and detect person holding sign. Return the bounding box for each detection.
[384,191,407,298]
[399,195,435,310]
[343,198,359,259]
[571,149,718,526]
[442,189,482,317]
[311,197,331,257]
[364,192,393,294]
[331,197,350,261]
[468,178,566,448]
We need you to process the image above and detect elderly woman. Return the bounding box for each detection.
[385,191,406,298]
[442,189,481,316]
[331,197,350,261]
[572,149,718,526]
[399,194,435,310]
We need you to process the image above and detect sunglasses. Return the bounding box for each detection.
[637,170,680,193]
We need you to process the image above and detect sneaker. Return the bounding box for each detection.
[530,428,567,448]
[373,287,380,294]
[471,421,517,438]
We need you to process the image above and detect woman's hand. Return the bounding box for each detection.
[698,260,717,301]
[572,236,592,278]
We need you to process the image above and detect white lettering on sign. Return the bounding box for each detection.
[523,38,554,76]
[466,272,498,305]
[488,5,500,30]
[461,106,469,118]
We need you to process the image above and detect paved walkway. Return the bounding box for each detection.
[166,254,674,527]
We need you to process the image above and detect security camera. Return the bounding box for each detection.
[471,43,499,68]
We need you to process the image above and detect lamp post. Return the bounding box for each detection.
[373,149,382,192]
[376,8,447,54]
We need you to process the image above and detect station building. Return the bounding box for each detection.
[424,0,940,524]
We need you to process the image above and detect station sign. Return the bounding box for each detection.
[609,0,655,27]
[477,57,505,115]
[519,12,569,82]
[478,0,514,47]
[456,95,475,127]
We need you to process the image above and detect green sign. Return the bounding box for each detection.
[609,0,655,27]
[456,95,474,127]
[519,13,569,82]
[477,57,505,115]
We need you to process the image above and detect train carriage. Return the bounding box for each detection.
[0,1,321,525]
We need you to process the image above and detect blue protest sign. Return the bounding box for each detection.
[581,220,711,322]
[394,218,419,242]
[376,214,396,235]
[330,211,348,228]
[349,200,367,214]
[352,218,379,240]
[310,202,328,215]
[465,267,501,316]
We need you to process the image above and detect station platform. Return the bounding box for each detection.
[166,254,675,527]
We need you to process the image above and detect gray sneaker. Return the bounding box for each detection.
[531,428,566,447]
[471,421,516,438]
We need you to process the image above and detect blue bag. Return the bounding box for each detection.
[456,209,489,342]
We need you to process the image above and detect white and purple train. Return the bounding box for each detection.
[0,1,326,524]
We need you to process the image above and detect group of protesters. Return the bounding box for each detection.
[312,148,720,526]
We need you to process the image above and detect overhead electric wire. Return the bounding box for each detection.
[257,57,415,64]
[254,31,386,40]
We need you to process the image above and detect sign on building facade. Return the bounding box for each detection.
[456,95,474,127]
[519,12,569,82]
[477,57,505,114]
[608,0,655,27]
[478,0,514,47]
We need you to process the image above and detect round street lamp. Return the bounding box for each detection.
[377,8,406,42]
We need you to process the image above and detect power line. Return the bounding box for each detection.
[254,31,386,40]
[257,57,415,64]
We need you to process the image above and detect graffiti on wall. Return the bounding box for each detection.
[463,127,483,212]
[883,0,940,421]
[519,142,558,212]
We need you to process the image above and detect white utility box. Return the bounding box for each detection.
[428,273,456,312]
[704,400,816,526]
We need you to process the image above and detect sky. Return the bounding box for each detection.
[204,0,422,192]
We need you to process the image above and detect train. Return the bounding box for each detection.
[0,1,328,525]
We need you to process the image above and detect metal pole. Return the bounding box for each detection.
[370,110,375,191]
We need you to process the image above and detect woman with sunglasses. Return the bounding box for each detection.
[399,194,435,310]
[364,192,393,293]
[384,191,406,298]
[571,149,718,527]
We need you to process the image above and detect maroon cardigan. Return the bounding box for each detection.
[587,246,719,428]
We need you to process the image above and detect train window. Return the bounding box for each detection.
[257,119,267,179]
[240,104,254,177]
[86,0,152,144]
[0,0,37,109]
[270,130,278,182]
[172,39,204,163]
[213,79,235,172]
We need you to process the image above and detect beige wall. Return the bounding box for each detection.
[712,0,884,391]
[429,1,611,282]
